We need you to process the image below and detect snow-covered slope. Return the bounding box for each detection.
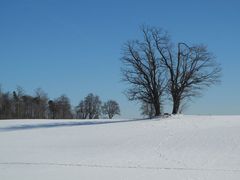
[0,115,240,180]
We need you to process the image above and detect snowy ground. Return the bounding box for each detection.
[0,115,240,180]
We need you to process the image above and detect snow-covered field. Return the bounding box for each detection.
[0,115,240,180]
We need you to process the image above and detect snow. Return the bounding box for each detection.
[0,115,240,179]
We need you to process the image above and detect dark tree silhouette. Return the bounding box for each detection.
[102,100,120,119]
[34,88,48,119]
[76,93,102,119]
[121,25,221,115]
[54,95,73,119]
[150,27,221,114]
[121,26,166,116]
[12,87,25,118]
[48,100,57,119]
[75,100,88,119]
[0,91,12,119]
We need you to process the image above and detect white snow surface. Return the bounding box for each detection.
[0,115,240,180]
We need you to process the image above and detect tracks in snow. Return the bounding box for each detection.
[0,162,240,173]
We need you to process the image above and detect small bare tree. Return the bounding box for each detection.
[102,100,120,119]
[121,26,166,116]
[75,93,102,119]
[150,27,221,114]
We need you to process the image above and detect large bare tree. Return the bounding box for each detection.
[150,27,221,114]
[122,25,221,115]
[121,26,166,116]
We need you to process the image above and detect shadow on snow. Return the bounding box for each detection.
[0,118,154,132]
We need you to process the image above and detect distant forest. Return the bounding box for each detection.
[0,86,120,119]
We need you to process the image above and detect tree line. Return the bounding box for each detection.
[0,86,120,119]
[121,25,221,117]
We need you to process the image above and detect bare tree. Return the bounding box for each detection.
[122,25,221,115]
[48,100,57,119]
[84,93,101,119]
[150,27,221,114]
[48,95,72,119]
[12,86,25,118]
[102,100,120,119]
[75,100,88,119]
[55,95,73,119]
[22,95,34,118]
[33,88,48,119]
[75,93,102,119]
[121,26,166,116]
[0,91,13,119]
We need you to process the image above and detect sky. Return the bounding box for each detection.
[0,0,240,118]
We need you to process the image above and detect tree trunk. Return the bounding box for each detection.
[108,114,113,119]
[154,100,161,116]
[172,96,180,114]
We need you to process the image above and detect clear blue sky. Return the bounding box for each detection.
[0,0,240,118]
